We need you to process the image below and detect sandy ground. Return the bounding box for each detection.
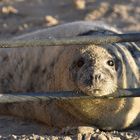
[0,0,140,139]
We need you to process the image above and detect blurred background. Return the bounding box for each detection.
[0,0,140,39]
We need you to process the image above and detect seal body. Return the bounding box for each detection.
[0,21,139,130]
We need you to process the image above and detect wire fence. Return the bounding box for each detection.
[0,32,140,98]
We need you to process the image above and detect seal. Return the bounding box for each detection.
[0,21,139,131]
[0,21,139,97]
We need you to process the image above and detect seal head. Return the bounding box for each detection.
[68,44,118,96]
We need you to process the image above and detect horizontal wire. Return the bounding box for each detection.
[0,33,140,48]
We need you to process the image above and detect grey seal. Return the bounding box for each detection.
[0,21,139,97]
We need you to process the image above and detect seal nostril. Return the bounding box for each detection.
[95,74,101,81]
[98,74,101,79]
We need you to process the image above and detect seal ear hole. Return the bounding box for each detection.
[77,58,85,68]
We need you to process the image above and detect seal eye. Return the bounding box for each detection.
[77,58,85,68]
[107,59,115,67]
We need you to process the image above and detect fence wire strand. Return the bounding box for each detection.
[0,33,140,48]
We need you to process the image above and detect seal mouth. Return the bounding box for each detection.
[77,84,117,96]
[93,89,102,92]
